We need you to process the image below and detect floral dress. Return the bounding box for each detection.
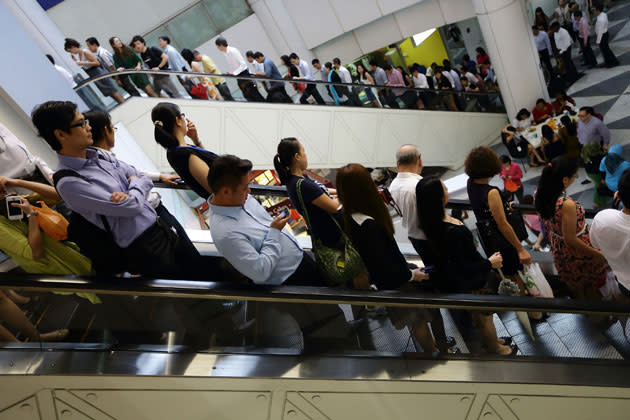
[545,195,609,290]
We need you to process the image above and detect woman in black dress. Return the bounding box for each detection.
[416,176,516,355]
[337,163,445,355]
[151,102,217,200]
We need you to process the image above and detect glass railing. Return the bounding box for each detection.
[74,69,507,114]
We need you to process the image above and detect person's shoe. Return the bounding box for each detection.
[499,336,513,346]
[581,179,592,185]
[444,335,456,348]
[38,329,69,342]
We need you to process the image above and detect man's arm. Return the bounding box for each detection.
[215,229,284,284]
[57,176,151,218]
[599,121,611,145]
[545,33,553,55]
[156,52,169,70]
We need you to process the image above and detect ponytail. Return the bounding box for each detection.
[273,137,300,185]
[535,156,578,219]
[151,102,180,150]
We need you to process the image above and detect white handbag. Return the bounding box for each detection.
[520,263,554,298]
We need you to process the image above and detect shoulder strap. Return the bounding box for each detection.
[296,178,312,232]
[52,170,114,235]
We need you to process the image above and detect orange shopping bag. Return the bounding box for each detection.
[505,178,519,192]
[36,201,69,241]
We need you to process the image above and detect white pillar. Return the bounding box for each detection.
[473,0,548,119]
[248,0,314,63]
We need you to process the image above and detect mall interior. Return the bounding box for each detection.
[2,0,630,418]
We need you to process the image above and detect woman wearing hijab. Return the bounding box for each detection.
[600,144,630,194]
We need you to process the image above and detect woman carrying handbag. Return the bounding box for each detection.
[273,138,367,289]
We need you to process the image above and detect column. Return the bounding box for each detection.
[472,0,548,119]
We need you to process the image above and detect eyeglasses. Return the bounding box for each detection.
[69,119,90,129]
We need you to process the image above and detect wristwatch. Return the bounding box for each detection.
[26,211,38,219]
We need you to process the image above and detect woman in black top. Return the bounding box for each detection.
[151,102,217,199]
[541,125,565,163]
[273,138,342,248]
[417,177,516,355]
[337,164,445,355]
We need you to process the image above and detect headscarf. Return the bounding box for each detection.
[581,140,603,163]
[604,144,626,174]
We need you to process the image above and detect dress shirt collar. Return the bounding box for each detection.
[207,196,251,220]
[57,147,105,171]
[396,171,421,181]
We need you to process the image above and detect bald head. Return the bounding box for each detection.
[396,145,422,174]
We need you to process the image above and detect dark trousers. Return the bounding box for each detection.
[235,70,266,102]
[408,237,449,350]
[300,83,325,104]
[561,48,579,81]
[582,36,598,66]
[599,32,619,67]
[266,85,293,103]
[118,75,140,96]
[216,83,234,101]
[125,218,198,279]
[155,202,199,259]
[538,49,554,74]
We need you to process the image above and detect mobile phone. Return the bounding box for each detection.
[279,208,289,218]
[421,265,437,274]
[6,195,23,221]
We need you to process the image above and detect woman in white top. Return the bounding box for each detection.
[409,66,429,110]
[64,38,125,104]
[356,63,382,108]
[511,108,534,132]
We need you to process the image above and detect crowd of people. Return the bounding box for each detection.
[0,88,628,353]
[534,1,619,92]
[51,32,498,112]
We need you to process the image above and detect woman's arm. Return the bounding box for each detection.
[488,189,531,263]
[80,51,100,67]
[365,72,375,84]
[0,177,60,201]
[188,154,212,194]
[12,199,44,260]
[311,194,341,214]
[511,164,523,183]
[560,199,606,260]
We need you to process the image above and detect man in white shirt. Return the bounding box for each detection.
[290,53,325,104]
[46,54,76,88]
[0,122,53,180]
[388,144,456,352]
[594,5,619,68]
[215,37,265,102]
[332,57,360,106]
[550,22,579,82]
[591,169,630,298]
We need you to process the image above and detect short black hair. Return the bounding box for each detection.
[574,10,583,17]
[532,25,539,30]
[383,64,392,70]
[31,101,78,152]
[536,98,546,105]
[253,51,263,59]
[208,155,253,192]
[580,106,594,115]
[83,109,111,144]
[324,61,332,69]
[246,50,254,58]
[45,54,55,65]
[131,35,145,46]
[333,57,341,65]
[64,38,80,50]
[85,37,99,46]
[215,36,228,47]
[159,36,170,44]
[500,155,511,164]
[596,4,604,11]
[312,58,320,65]
[369,59,378,66]
[618,169,630,208]
[550,22,560,30]
[289,52,299,60]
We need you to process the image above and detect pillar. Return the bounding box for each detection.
[472,0,549,119]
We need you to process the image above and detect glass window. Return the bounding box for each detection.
[203,0,253,32]
[144,26,180,51]
[166,3,219,50]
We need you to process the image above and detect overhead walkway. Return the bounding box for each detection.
[76,69,508,171]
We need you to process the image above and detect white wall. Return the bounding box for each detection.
[312,0,476,64]
[110,97,507,173]
[46,0,197,48]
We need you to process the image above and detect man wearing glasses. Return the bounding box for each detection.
[31,101,195,279]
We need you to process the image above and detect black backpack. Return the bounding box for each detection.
[53,170,127,276]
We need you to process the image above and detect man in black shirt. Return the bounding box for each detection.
[131,35,181,98]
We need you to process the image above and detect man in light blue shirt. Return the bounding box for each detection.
[207,155,312,285]
[254,51,292,103]
[31,100,197,278]
[290,53,325,105]
[159,36,190,74]
[532,25,553,75]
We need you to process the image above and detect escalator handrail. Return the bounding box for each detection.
[74,68,504,98]
[0,272,628,316]
[154,182,599,218]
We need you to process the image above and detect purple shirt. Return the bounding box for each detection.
[56,147,157,247]
[387,69,406,96]
[577,115,611,145]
